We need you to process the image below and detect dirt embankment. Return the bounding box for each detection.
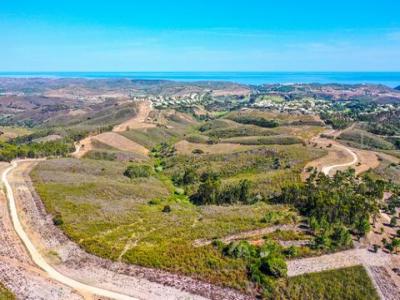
[0,162,83,300]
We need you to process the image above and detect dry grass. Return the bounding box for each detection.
[174,140,257,155]
[0,126,32,142]
[113,101,156,132]
[93,132,149,156]
[31,158,298,292]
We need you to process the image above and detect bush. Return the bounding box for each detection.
[192,148,204,154]
[191,172,252,205]
[222,241,256,259]
[162,205,171,213]
[123,164,152,178]
[260,256,287,278]
[228,115,279,128]
[52,213,64,226]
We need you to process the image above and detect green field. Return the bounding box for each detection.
[272,266,379,300]
[32,158,302,291]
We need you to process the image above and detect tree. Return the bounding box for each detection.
[392,238,400,253]
[162,205,171,213]
[182,168,197,185]
[190,172,221,205]
[390,216,397,227]
[355,218,371,237]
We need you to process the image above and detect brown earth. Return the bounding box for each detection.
[113,101,155,132]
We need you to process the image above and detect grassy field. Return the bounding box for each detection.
[32,158,301,292]
[197,116,324,143]
[221,135,303,145]
[0,283,15,300]
[225,110,324,126]
[339,129,395,150]
[121,126,182,149]
[272,266,379,300]
[121,109,199,149]
[366,157,400,184]
[0,126,33,142]
[168,144,325,198]
[30,109,330,296]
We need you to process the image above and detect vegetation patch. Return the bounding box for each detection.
[227,115,279,128]
[339,129,395,150]
[222,135,303,146]
[272,266,379,300]
[124,164,153,178]
[0,283,15,300]
[32,157,301,295]
[276,169,384,250]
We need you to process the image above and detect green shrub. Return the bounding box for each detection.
[260,256,287,278]
[162,205,171,213]
[52,213,64,226]
[123,164,153,178]
[228,115,279,128]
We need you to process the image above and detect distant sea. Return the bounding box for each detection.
[0,72,399,87]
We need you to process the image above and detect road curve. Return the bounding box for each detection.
[2,159,138,300]
[321,144,358,176]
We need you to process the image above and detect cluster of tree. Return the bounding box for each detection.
[188,170,252,205]
[320,111,353,129]
[123,164,153,179]
[172,167,198,186]
[214,239,287,297]
[151,142,176,158]
[309,218,353,250]
[275,169,383,248]
[0,139,75,162]
[229,115,279,128]
[367,122,400,136]
[386,195,400,215]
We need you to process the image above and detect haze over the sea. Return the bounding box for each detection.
[0,72,399,87]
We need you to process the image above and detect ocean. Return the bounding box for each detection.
[0,72,399,87]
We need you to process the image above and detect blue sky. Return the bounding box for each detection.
[1,0,400,71]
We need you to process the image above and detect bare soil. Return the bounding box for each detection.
[113,101,155,132]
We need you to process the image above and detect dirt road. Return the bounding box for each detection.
[2,159,251,300]
[303,131,380,177]
[321,143,358,175]
[113,101,155,132]
[3,160,139,300]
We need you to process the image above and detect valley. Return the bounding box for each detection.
[0,78,400,299]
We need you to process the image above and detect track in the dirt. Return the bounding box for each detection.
[3,159,138,300]
[321,144,358,175]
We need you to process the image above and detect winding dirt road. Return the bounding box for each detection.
[3,160,138,300]
[321,144,358,175]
